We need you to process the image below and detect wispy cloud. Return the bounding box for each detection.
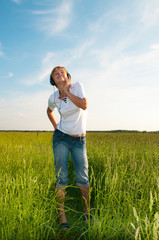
[88,42,159,87]
[150,43,159,50]
[8,72,14,78]
[20,0,159,92]
[70,40,94,60]
[0,51,4,57]
[0,72,14,79]
[31,0,73,36]
[21,39,95,86]
[140,0,159,28]
[20,67,52,86]
[0,42,5,57]
[11,0,21,4]
[0,90,52,130]
[42,52,56,64]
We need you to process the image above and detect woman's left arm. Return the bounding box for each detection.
[63,78,88,110]
[66,90,88,110]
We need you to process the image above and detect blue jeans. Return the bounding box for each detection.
[53,129,89,188]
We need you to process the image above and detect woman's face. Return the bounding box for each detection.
[52,67,67,85]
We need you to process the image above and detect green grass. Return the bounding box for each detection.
[0,132,159,239]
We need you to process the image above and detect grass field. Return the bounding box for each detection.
[0,132,159,240]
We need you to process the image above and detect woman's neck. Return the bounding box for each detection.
[56,83,65,98]
[57,84,67,99]
[58,91,67,99]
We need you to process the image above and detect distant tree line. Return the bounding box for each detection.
[0,130,159,134]
[87,130,159,134]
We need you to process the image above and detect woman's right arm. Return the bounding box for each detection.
[47,107,57,130]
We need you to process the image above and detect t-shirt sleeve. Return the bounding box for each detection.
[48,94,56,111]
[77,82,86,99]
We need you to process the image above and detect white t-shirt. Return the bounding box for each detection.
[48,82,87,135]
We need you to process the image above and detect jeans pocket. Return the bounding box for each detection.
[53,130,64,148]
[77,136,86,146]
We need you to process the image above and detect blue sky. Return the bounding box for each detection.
[0,0,159,131]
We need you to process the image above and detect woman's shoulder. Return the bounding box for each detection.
[71,81,83,89]
[70,82,80,92]
[70,82,86,97]
[48,90,59,102]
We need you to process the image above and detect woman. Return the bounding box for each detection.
[47,66,91,230]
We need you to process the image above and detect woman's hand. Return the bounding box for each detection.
[63,75,71,94]
[62,75,88,110]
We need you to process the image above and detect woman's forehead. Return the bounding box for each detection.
[54,67,66,73]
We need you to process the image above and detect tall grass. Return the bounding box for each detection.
[86,133,159,239]
[0,132,159,239]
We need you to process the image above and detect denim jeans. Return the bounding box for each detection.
[53,129,89,188]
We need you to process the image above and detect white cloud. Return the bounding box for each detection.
[0,90,54,130]
[87,84,159,131]
[0,51,4,57]
[70,40,94,60]
[42,52,56,64]
[21,39,95,86]
[20,51,66,86]
[89,11,113,34]
[0,42,5,57]
[0,72,14,79]
[150,43,159,50]
[11,0,21,4]
[39,69,51,82]
[140,0,159,28]
[88,41,159,88]
[8,72,14,78]
[20,68,51,86]
[31,0,73,36]
[21,34,159,90]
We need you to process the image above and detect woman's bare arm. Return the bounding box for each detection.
[66,92,88,110]
[47,107,57,130]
